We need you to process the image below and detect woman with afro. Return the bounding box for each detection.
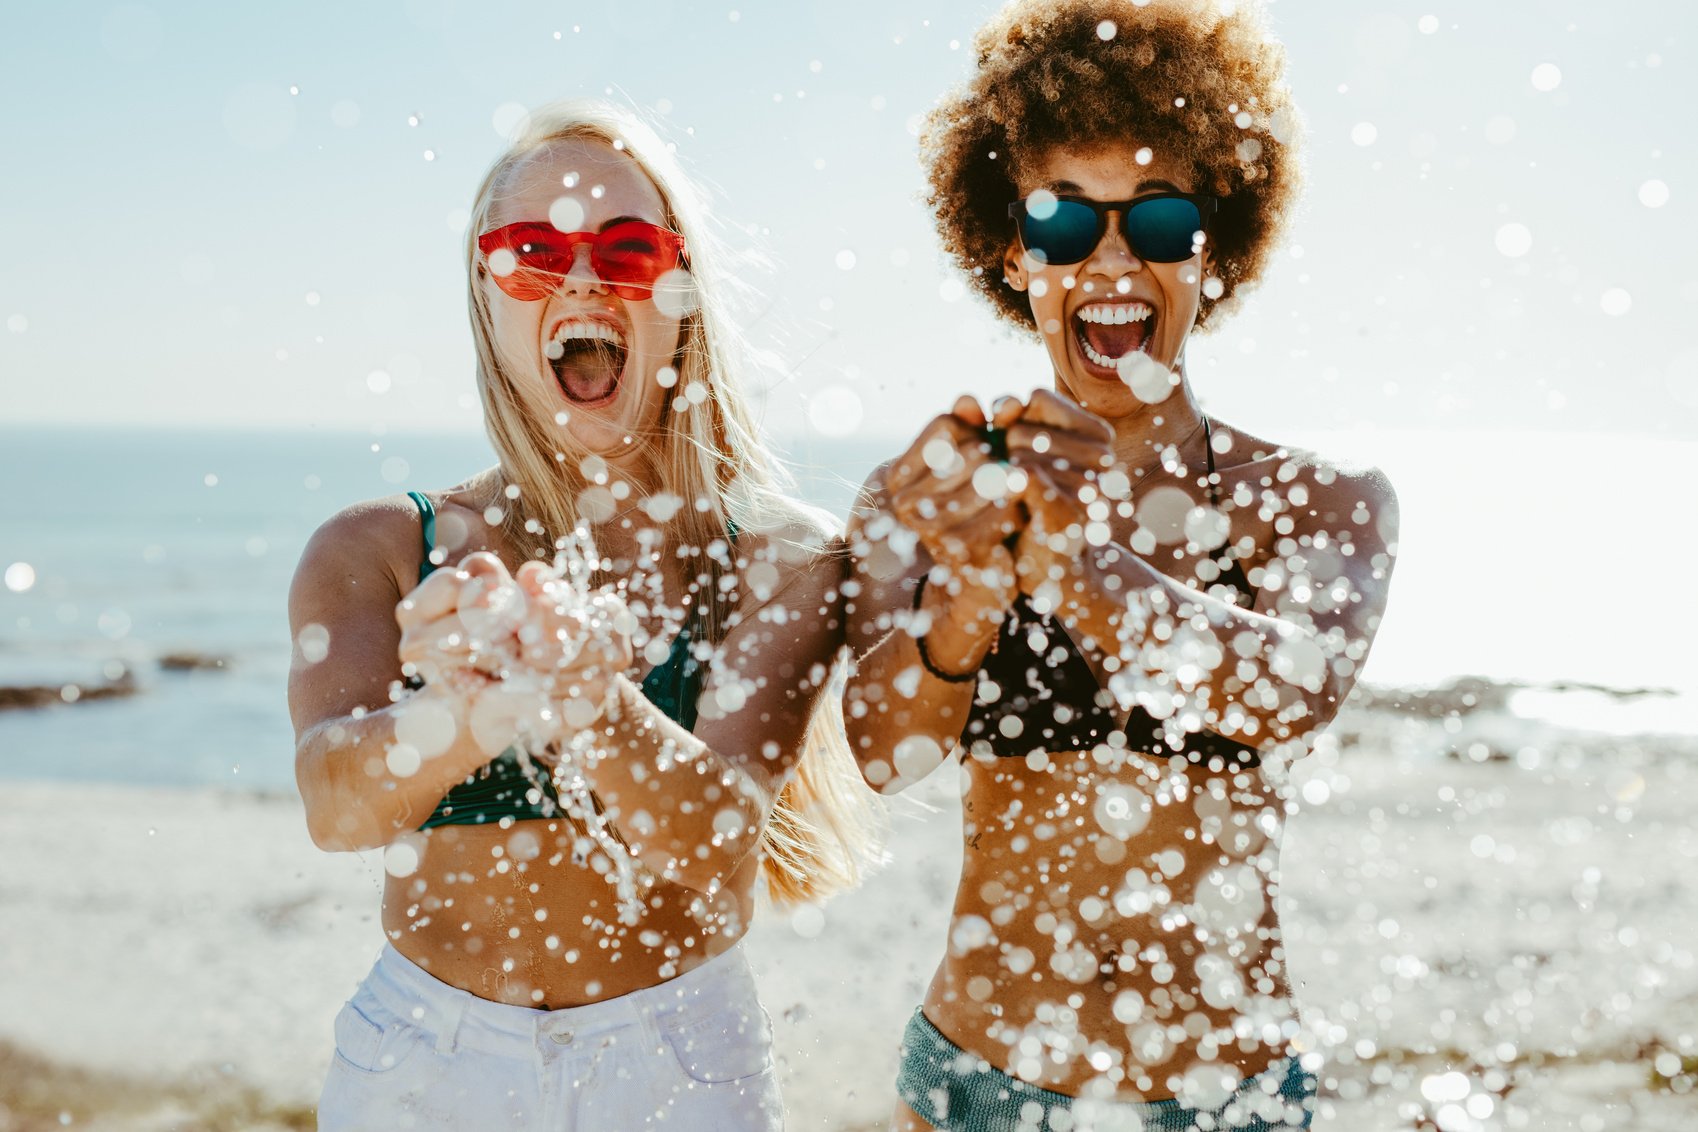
[843,1,1398,1128]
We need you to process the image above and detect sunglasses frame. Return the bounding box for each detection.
[1007,192,1219,266]
[476,219,687,302]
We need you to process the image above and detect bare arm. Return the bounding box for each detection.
[842,474,984,792]
[287,504,499,851]
[523,529,846,894]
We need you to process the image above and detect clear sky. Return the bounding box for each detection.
[0,0,1692,441]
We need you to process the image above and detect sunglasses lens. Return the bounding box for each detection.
[1020,199,1102,266]
[1125,197,1204,263]
[593,221,678,295]
[480,222,683,301]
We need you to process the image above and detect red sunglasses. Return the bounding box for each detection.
[476,220,687,302]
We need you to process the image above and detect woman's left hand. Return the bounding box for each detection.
[1004,389,1116,597]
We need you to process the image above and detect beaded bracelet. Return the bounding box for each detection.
[911,574,979,684]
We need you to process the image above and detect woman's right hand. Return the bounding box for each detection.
[395,552,546,756]
[884,395,1027,675]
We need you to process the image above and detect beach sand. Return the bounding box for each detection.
[2,685,1695,1131]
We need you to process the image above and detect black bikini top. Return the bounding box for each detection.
[957,420,1262,766]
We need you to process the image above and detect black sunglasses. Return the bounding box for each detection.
[1007,192,1218,266]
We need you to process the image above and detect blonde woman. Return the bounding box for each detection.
[844,1,1397,1128]
[289,101,875,1130]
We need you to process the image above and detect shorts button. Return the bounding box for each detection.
[549,1029,574,1045]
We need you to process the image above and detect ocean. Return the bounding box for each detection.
[2,425,1693,794]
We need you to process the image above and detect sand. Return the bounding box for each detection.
[2,686,1695,1131]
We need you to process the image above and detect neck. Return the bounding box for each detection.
[1106,372,1210,484]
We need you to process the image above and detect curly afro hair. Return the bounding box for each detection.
[921,0,1303,333]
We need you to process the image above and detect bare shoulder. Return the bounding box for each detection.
[286,493,436,736]
[290,494,433,614]
[732,507,845,612]
[1208,423,1398,541]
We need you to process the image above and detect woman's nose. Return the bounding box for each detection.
[1085,211,1144,274]
[557,241,607,295]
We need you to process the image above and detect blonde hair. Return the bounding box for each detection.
[462,100,879,905]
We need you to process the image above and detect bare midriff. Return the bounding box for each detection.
[382,819,755,1009]
[921,746,1295,1099]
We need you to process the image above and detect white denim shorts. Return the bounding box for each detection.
[317,943,783,1131]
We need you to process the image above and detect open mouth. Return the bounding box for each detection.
[1072,301,1154,376]
[544,319,629,405]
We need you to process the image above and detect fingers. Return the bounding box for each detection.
[989,396,1025,430]
[395,567,462,628]
[885,405,994,494]
[458,551,512,582]
[951,395,989,430]
[1020,387,1114,444]
[889,476,1021,562]
[1014,461,1093,539]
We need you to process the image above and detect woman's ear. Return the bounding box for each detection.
[1003,239,1028,292]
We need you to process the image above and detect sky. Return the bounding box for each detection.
[0,0,1693,443]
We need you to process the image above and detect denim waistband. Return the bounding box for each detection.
[897,1008,1317,1131]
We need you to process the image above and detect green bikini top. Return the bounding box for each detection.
[404,491,714,830]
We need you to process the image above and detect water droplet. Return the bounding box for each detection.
[384,839,421,877]
[367,369,392,394]
[548,195,585,233]
[652,268,699,318]
[1484,115,1516,145]
[971,461,1012,500]
[1418,14,1439,33]
[807,384,864,437]
[203,473,219,487]
[298,623,330,664]
[1351,122,1377,147]
[1639,179,1670,208]
[492,101,530,140]
[789,904,824,937]
[1096,19,1117,40]
[835,249,857,271]
[922,437,962,476]
[1530,63,1562,92]
[1494,222,1533,258]
[5,562,37,592]
[1118,353,1179,404]
[1599,287,1632,316]
[5,313,26,333]
[382,456,411,483]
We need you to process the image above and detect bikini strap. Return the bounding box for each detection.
[406,490,437,583]
[1201,418,1223,509]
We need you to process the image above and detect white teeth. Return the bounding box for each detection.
[1079,330,1152,367]
[1082,340,1123,367]
[1076,303,1152,326]
[549,320,626,350]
